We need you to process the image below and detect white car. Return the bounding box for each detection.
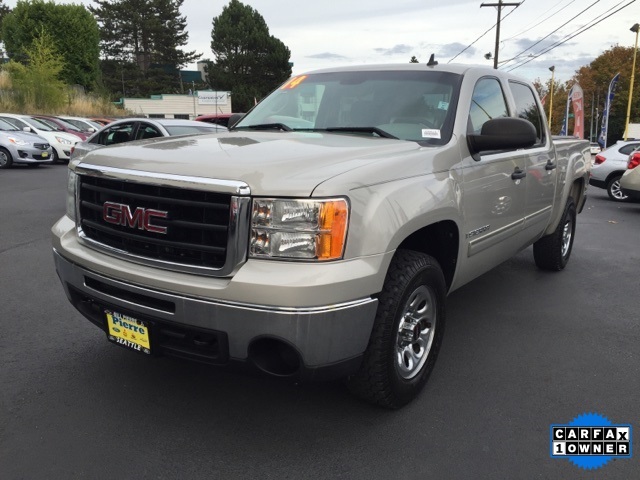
[0,113,79,164]
[71,117,226,159]
[590,142,601,155]
[589,140,640,201]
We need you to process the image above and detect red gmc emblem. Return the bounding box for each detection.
[102,201,168,234]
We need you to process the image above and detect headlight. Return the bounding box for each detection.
[56,136,74,145]
[66,169,77,221]
[7,137,29,146]
[250,198,349,261]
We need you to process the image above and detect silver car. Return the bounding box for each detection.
[620,150,640,201]
[589,140,640,201]
[0,118,53,168]
[71,118,227,159]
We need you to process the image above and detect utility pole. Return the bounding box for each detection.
[548,66,555,130]
[481,0,521,69]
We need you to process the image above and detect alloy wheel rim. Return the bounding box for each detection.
[395,284,437,380]
[0,152,6,166]
[561,218,573,258]
[611,180,628,200]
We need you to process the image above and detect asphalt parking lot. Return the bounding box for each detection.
[1,163,638,479]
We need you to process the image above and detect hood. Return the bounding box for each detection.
[0,130,48,144]
[76,131,425,196]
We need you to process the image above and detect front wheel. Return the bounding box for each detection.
[51,149,61,165]
[0,147,13,169]
[533,198,576,271]
[347,250,446,409]
[606,174,629,202]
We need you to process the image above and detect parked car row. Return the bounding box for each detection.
[0,114,229,168]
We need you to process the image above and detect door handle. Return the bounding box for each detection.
[545,161,557,171]
[511,168,527,180]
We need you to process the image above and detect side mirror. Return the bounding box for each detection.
[228,113,245,129]
[467,117,537,161]
[23,126,32,133]
[87,128,96,133]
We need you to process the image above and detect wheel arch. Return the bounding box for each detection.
[395,220,459,291]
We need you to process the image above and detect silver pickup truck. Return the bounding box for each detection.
[52,63,590,408]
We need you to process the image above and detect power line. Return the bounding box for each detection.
[506,0,637,71]
[447,0,525,63]
[501,0,575,43]
[499,0,602,68]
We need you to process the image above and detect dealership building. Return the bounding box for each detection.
[121,90,232,120]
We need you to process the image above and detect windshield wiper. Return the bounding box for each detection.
[235,123,292,132]
[317,127,398,139]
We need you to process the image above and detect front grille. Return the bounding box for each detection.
[34,143,50,150]
[78,176,232,269]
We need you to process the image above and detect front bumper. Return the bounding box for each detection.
[53,246,381,380]
[11,144,53,165]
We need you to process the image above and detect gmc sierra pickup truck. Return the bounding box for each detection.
[52,63,590,408]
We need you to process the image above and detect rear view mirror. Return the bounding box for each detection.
[467,117,536,161]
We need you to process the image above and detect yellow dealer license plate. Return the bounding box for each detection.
[106,310,151,354]
[42,151,48,157]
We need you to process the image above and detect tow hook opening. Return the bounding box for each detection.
[248,338,302,377]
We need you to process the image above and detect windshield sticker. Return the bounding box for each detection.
[281,75,308,90]
[422,129,441,139]
[438,101,449,110]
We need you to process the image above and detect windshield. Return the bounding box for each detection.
[27,117,55,131]
[64,118,96,131]
[164,125,222,136]
[54,118,82,132]
[234,70,461,145]
[0,118,19,131]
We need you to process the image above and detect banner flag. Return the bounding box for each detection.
[571,84,584,139]
[598,73,620,148]
[559,86,573,136]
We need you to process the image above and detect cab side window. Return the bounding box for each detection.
[468,78,508,134]
[509,81,545,145]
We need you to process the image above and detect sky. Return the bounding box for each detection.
[5,0,640,83]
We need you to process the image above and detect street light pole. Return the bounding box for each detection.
[623,23,639,140]
[548,66,555,130]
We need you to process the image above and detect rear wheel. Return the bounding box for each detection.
[606,174,629,202]
[347,250,446,409]
[533,198,576,271]
[0,147,13,169]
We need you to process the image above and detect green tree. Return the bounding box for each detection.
[209,0,292,112]
[90,0,200,97]
[5,27,66,110]
[0,0,11,36]
[2,0,100,89]
[574,45,640,146]
[410,56,419,63]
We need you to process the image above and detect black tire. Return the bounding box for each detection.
[0,147,13,169]
[51,149,61,165]
[533,198,576,271]
[347,250,446,409]
[606,174,629,202]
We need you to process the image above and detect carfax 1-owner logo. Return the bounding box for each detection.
[550,413,632,470]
